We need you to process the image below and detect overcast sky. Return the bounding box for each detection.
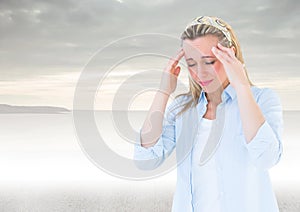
[0,0,299,110]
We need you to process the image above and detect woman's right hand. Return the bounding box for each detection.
[159,49,185,96]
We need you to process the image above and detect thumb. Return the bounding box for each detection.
[174,66,181,76]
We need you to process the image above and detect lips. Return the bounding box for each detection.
[199,79,213,86]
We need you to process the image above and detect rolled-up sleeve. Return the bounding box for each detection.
[133,97,180,170]
[242,88,284,170]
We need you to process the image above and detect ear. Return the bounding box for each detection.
[231,46,237,56]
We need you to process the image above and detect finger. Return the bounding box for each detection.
[212,47,232,63]
[217,43,235,58]
[171,49,185,67]
[175,49,185,62]
[174,66,181,76]
[212,47,230,64]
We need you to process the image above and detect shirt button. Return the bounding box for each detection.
[220,191,224,196]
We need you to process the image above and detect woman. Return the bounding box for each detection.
[134,16,283,212]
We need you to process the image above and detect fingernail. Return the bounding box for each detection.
[212,47,216,51]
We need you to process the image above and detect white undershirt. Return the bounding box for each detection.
[191,117,222,212]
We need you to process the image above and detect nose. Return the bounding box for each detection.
[196,63,209,78]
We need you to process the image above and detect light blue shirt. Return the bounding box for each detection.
[134,83,283,212]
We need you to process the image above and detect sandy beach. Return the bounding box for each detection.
[0,112,299,211]
[0,180,299,212]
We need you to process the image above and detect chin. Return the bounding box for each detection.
[202,84,222,93]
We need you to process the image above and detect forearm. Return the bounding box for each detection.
[235,85,266,144]
[140,90,170,148]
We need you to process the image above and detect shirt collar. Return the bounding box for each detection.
[198,83,237,105]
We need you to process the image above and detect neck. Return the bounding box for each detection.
[205,80,230,106]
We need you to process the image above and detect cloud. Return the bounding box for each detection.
[0,0,299,109]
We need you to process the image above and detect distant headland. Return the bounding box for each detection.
[0,104,71,114]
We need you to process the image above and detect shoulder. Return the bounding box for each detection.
[168,94,192,109]
[250,86,282,107]
[250,86,280,99]
[165,94,192,117]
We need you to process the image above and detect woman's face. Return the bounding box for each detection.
[182,35,229,93]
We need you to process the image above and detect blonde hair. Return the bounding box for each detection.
[170,17,255,118]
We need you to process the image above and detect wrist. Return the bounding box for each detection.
[157,89,172,98]
[233,83,250,91]
[158,87,172,97]
[235,83,252,98]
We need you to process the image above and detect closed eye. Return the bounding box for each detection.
[205,60,216,65]
[188,61,216,67]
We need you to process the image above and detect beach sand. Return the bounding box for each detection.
[0,181,299,212]
[0,112,299,211]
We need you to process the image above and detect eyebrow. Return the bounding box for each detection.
[186,56,215,61]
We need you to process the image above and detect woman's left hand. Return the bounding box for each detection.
[211,43,250,89]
